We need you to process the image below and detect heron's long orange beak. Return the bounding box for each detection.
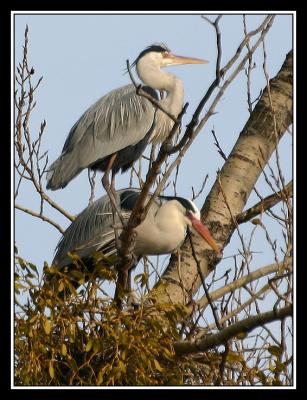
[188,212,219,253]
[163,52,209,66]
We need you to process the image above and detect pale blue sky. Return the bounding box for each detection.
[14,13,293,281]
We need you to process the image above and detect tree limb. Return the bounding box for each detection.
[198,283,273,336]
[236,181,292,224]
[195,257,292,312]
[15,203,65,234]
[174,305,292,355]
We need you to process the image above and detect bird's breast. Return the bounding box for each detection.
[151,111,176,144]
[134,222,185,256]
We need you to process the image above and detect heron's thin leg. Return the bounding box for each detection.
[109,170,125,226]
[101,153,117,191]
[111,171,116,196]
[111,170,122,220]
[101,153,124,225]
[102,182,124,225]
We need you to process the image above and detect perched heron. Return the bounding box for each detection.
[48,188,219,293]
[46,44,207,194]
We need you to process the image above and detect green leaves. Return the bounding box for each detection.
[48,361,55,379]
[14,252,291,386]
[134,272,149,288]
[153,359,163,372]
[43,319,52,335]
[85,340,93,352]
[268,345,283,357]
[61,343,67,356]
[226,351,244,364]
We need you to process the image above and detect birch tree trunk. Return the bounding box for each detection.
[152,50,293,305]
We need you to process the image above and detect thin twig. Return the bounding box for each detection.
[197,257,292,309]
[15,26,75,225]
[211,128,227,161]
[187,229,221,330]
[15,203,64,234]
[243,15,254,114]
[236,181,293,224]
[126,60,178,123]
[192,174,208,201]
[174,305,292,356]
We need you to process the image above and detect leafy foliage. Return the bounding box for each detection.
[15,256,211,385]
[14,255,291,386]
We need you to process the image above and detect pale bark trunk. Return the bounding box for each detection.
[152,50,293,305]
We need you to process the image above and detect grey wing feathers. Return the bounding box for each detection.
[52,188,143,268]
[46,84,156,190]
[63,84,155,159]
[53,192,119,268]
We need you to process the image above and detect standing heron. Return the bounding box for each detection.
[47,188,219,296]
[46,44,207,195]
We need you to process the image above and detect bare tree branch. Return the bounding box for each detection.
[236,181,292,224]
[174,305,292,356]
[15,203,65,234]
[14,26,75,230]
[195,257,292,312]
[243,15,255,114]
[220,15,273,76]
[144,16,276,207]
[199,283,273,336]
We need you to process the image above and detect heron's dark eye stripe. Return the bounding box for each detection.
[130,44,170,70]
[160,195,196,214]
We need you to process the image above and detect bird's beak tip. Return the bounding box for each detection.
[191,217,219,253]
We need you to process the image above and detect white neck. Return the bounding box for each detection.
[136,54,185,141]
[136,60,184,114]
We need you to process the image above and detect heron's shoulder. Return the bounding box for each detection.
[93,83,158,105]
[119,189,142,211]
[119,189,166,213]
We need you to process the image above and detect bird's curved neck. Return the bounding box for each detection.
[137,65,184,111]
[136,62,184,142]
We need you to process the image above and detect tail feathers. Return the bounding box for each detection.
[46,153,83,190]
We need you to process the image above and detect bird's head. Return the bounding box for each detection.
[130,43,208,89]
[132,43,208,71]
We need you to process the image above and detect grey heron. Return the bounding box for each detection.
[47,188,219,293]
[46,44,207,194]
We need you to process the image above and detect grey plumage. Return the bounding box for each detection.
[53,189,134,268]
[46,85,157,190]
